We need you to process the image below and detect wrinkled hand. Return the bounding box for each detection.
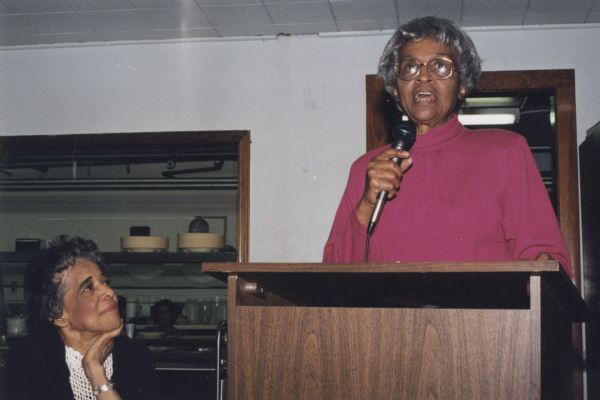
[356,147,413,226]
[82,321,123,388]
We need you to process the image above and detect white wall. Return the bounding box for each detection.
[1,25,599,263]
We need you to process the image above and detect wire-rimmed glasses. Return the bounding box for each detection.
[396,57,456,81]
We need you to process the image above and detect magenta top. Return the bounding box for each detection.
[323,115,572,276]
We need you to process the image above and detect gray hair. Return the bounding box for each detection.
[378,16,481,99]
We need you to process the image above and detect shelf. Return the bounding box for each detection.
[0,251,238,264]
[0,177,238,191]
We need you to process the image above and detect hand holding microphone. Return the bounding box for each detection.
[361,122,417,236]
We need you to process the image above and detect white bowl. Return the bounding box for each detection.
[121,236,169,252]
[177,233,224,252]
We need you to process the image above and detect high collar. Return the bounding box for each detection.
[411,114,465,152]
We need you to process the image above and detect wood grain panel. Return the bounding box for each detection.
[204,260,561,274]
[230,307,535,400]
[237,133,250,262]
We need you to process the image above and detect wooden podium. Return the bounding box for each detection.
[203,261,588,400]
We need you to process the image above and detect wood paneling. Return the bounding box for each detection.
[237,133,250,262]
[232,307,533,400]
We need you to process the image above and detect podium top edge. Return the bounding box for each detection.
[202,260,561,274]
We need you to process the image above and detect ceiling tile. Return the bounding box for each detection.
[330,0,397,22]
[99,29,163,41]
[587,11,600,22]
[196,0,263,5]
[130,0,198,9]
[461,16,524,26]
[19,13,94,34]
[588,1,600,21]
[215,24,279,37]
[201,4,273,26]
[1,0,69,14]
[462,0,527,21]
[0,34,45,46]
[31,32,105,45]
[523,0,594,25]
[0,0,598,47]
[266,2,334,24]
[264,0,324,3]
[0,14,35,36]
[523,13,590,24]
[395,0,461,22]
[139,5,211,29]
[524,0,594,23]
[526,0,594,13]
[63,0,134,12]
[337,18,398,32]
[78,10,151,32]
[274,21,337,34]
[157,27,218,39]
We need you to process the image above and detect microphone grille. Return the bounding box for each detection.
[390,122,417,151]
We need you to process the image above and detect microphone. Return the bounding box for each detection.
[366,122,417,236]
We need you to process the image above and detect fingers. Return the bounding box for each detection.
[355,148,412,227]
[84,323,123,366]
[81,322,124,386]
[365,149,412,203]
[535,252,552,261]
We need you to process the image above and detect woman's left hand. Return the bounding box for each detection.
[535,253,551,261]
[82,321,123,388]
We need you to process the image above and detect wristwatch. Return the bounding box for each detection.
[93,381,114,397]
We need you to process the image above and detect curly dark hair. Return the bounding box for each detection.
[24,235,104,333]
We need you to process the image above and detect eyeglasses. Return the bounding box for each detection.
[396,57,456,81]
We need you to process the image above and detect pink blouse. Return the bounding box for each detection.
[323,115,572,276]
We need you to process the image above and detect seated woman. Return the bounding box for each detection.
[4,236,162,400]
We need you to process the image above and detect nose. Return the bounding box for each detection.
[416,63,433,82]
[99,281,116,298]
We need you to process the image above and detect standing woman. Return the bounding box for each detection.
[323,16,572,276]
[4,236,162,399]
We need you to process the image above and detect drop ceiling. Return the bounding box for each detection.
[0,0,599,47]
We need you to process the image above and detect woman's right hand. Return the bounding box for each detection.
[82,323,123,399]
[355,147,413,226]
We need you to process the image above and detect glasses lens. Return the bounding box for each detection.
[428,58,453,79]
[397,60,419,80]
[396,58,454,80]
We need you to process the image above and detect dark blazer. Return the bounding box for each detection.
[3,328,163,400]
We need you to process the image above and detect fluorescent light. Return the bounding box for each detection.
[463,97,522,108]
[458,113,516,125]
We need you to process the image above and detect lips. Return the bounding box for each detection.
[101,302,118,314]
[413,87,435,103]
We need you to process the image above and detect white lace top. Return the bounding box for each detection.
[65,346,113,400]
